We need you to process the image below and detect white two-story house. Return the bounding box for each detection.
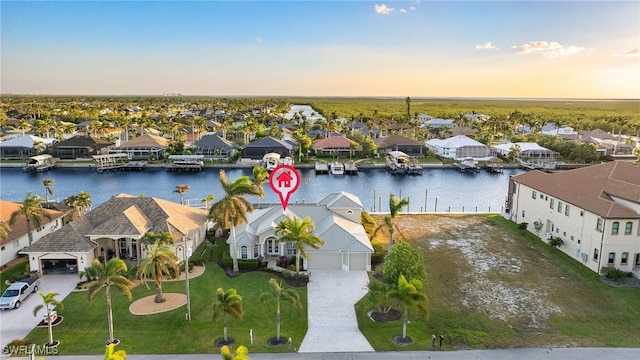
[507,161,640,278]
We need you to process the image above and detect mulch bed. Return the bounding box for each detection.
[368,308,402,322]
[216,259,308,287]
[267,337,287,346]
[214,337,235,348]
[392,335,413,345]
[36,316,64,327]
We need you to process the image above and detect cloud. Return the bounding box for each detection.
[511,41,585,58]
[476,42,499,50]
[612,48,640,58]
[375,4,394,15]
[256,37,263,44]
[400,8,407,13]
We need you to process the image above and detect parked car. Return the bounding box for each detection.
[0,277,40,310]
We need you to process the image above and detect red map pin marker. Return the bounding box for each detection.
[269,164,300,211]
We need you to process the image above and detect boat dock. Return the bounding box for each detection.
[344,161,358,175]
[23,154,56,172]
[385,151,422,175]
[166,155,204,171]
[315,161,329,174]
[93,154,148,172]
[485,163,504,173]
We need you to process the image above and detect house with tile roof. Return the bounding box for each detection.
[230,192,373,271]
[0,135,57,159]
[425,135,494,160]
[312,136,360,157]
[242,136,294,159]
[507,161,640,278]
[110,134,169,160]
[374,135,425,156]
[0,201,65,268]
[193,134,237,160]
[50,135,114,159]
[20,194,209,275]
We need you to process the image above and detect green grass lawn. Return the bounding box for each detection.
[357,214,640,351]
[24,262,307,355]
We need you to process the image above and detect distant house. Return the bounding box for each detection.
[110,134,169,160]
[0,135,57,159]
[493,142,558,167]
[374,135,425,156]
[422,118,454,129]
[426,135,494,160]
[193,134,237,160]
[312,136,360,157]
[21,194,209,275]
[229,192,373,271]
[50,135,114,159]
[242,136,294,159]
[0,201,65,268]
[507,161,640,278]
[540,122,577,136]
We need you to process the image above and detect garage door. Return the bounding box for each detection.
[348,253,368,270]
[307,252,341,270]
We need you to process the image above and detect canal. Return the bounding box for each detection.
[0,167,525,213]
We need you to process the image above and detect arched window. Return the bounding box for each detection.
[253,244,259,258]
[241,246,248,260]
[608,252,615,265]
[621,252,629,265]
[612,222,619,235]
[625,222,633,235]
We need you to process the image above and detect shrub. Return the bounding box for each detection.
[601,267,630,282]
[548,237,564,248]
[371,242,386,268]
[518,222,529,232]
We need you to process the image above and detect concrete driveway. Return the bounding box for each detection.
[299,270,374,353]
[0,274,78,351]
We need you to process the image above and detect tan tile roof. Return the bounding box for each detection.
[312,136,357,149]
[0,201,64,247]
[22,194,209,253]
[118,134,169,148]
[374,135,422,148]
[512,161,640,218]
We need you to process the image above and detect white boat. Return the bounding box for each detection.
[262,153,281,171]
[385,151,422,175]
[330,162,345,175]
[24,154,56,172]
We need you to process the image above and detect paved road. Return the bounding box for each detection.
[0,275,78,351]
[7,348,640,360]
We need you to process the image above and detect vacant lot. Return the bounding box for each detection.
[359,214,640,350]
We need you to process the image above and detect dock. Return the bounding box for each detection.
[485,163,504,173]
[344,161,358,175]
[166,155,204,171]
[93,154,147,172]
[23,154,56,172]
[315,161,329,174]
[385,151,422,175]
[454,162,480,173]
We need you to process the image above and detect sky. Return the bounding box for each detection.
[1,0,639,99]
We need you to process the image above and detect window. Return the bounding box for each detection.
[563,231,567,237]
[267,239,274,253]
[532,190,537,199]
[612,222,620,235]
[621,252,629,265]
[241,246,247,259]
[608,252,615,265]
[596,218,603,231]
[522,210,525,218]
[286,242,297,256]
[565,205,570,216]
[625,222,633,235]
[539,193,543,199]
[557,201,563,212]
[253,245,259,258]
[550,199,554,209]
[593,248,599,261]
[13,240,20,249]
[570,235,574,241]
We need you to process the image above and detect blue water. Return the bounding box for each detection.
[0,167,524,213]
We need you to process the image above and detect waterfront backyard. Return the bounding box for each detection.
[14,215,640,355]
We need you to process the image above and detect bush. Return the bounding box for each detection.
[518,222,529,232]
[3,338,32,355]
[601,267,630,282]
[548,237,564,248]
[371,242,386,268]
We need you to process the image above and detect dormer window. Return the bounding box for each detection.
[346,210,353,214]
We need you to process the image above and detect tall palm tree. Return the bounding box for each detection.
[9,192,51,245]
[260,278,301,342]
[136,239,180,303]
[209,170,260,272]
[173,184,190,205]
[0,221,11,242]
[86,258,134,345]
[275,215,325,273]
[388,274,428,341]
[373,193,409,252]
[251,165,269,204]
[212,287,243,343]
[201,194,216,210]
[33,291,64,347]
[220,345,249,360]
[43,179,55,202]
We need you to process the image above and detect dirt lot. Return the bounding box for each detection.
[371,214,640,348]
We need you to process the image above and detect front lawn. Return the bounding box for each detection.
[24,263,307,355]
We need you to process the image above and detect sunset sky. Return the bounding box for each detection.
[1,1,639,99]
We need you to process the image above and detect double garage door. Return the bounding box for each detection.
[306,252,368,271]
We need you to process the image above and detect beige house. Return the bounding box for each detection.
[230,192,374,271]
[21,194,209,275]
[507,161,640,278]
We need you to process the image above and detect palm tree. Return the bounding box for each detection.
[43,179,54,202]
[212,287,243,343]
[251,165,269,203]
[86,258,134,345]
[388,275,428,341]
[275,215,325,273]
[260,278,301,342]
[9,192,51,245]
[33,291,64,347]
[136,239,180,303]
[209,170,260,272]
[0,221,11,242]
[201,194,216,210]
[173,184,190,205]
[104,343,127,360]
[373,193,409,252]
[220,345,249,360]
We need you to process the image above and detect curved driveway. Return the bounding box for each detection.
[299,270,374,353]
